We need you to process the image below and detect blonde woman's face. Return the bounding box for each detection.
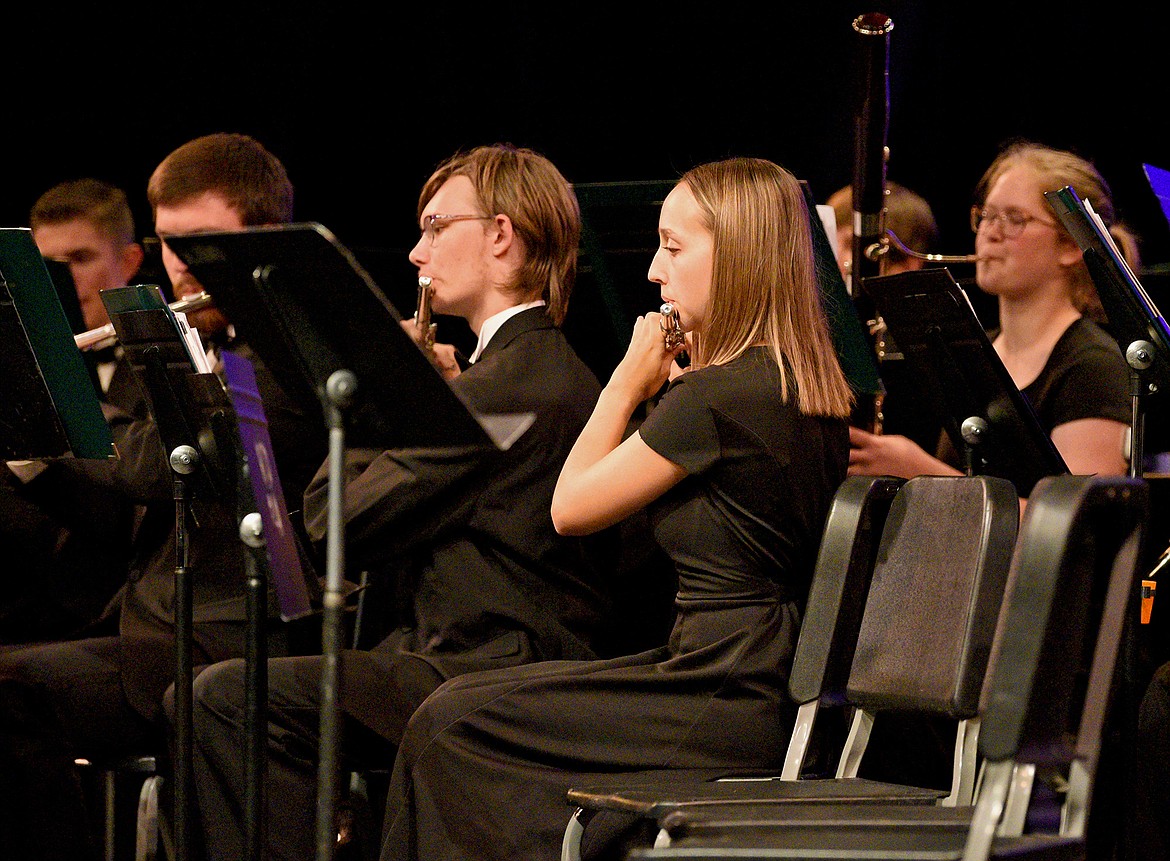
[648,183,713,333]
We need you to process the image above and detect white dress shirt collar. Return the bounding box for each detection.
[467,300,546,364]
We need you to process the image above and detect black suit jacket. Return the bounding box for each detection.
[302,308,615,737]
[0,358,139,642]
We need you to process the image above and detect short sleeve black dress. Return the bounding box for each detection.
[379,347,851,861]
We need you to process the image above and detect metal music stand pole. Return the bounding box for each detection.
[239,511,268,861]
[122,344,236,861]
[959,416,988,477]
[168,444,199,861]
[220,345,317,861]
[1125,340,1155,480]
[315,369,357,861]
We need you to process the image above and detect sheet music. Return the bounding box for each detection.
[956,281,984,326]
[101,285,216,375]
[0,228,115,460]
[171,310,215,374]
[1083,199,1157,306]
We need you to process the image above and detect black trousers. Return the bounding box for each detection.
[0,636,162,861]
[182,651,439,861]
[1133,660,1170,861]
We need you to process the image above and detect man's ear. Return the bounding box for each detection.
[121,242,146,282]
[489,214,515,259]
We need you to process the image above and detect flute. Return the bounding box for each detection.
[660,302,690,368]
[415,276,437,353]
[74,292,215,352]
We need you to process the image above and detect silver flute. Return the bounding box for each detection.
[415,276,437,352]
[660,302,690,368]
[74,291,215,351]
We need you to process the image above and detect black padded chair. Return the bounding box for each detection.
[562,474,1020,861]
[628,473,1148,860]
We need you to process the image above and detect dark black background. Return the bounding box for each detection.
[5,2,1169,312]
[6,5,1170,833]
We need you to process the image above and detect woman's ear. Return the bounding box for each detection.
[1055,233,1085,269]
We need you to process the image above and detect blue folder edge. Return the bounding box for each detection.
[1143,163,1170,230]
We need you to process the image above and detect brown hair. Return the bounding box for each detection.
[31,178,136,245]
[417,144,580,326]
[681,157,853,418]
[826,181,939,265]
[147,133,293,226]
[975,140,1140,320]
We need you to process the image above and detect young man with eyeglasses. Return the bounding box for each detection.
[186,143,616,860]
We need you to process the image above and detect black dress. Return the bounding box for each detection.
[378,347,850,861]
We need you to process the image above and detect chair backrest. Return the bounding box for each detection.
[846,475,1020,718]
[779,475,904,780]
[969,474,1148,847]
[787,475,906,707]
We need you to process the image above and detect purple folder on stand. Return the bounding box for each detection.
[1144,163,1170,227]
[222,349,312,621]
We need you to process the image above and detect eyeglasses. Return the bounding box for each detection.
[419,213,495,245]
[970,206,1057,239]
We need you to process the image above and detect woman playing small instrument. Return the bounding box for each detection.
[378,156,854,861]
[849,140,1134,482]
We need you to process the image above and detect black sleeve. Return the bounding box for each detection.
[637,374,719,474]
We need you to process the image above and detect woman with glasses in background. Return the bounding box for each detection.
[848,139,1135,481]
[844,141,1139,850]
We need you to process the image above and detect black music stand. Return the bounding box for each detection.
[1046,184,1170,858]
[0,227,114,460]
[1045,185,1170,478]
[862,268,1068,496]
[799,181,884,422]
[100,283,250,861]
[164,222,529,861]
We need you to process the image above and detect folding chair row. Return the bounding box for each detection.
[628,473,1148,860]
[563,473,1021,860]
